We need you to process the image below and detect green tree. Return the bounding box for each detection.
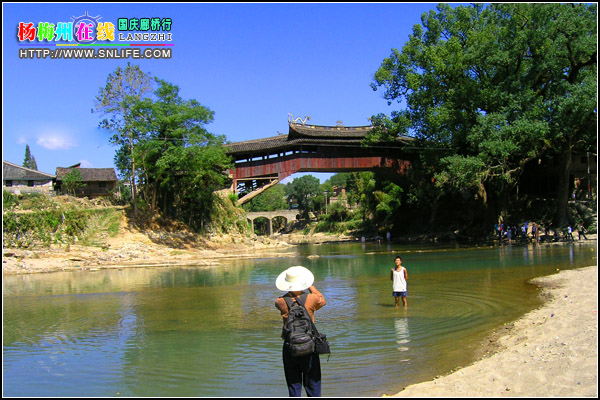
[94,63,154,213]
[371,3,596,227]
[347,172,378,223]
[242,184,288,212]
[285,175,321,218]
[62,169,85,196]
[23,145,38,171]
[126,78,232,230]
[328,173,350,189]
[115,180,131,203]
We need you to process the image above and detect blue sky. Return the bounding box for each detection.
[3,2,441,183]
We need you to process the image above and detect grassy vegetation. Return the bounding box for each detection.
[2,190,252,250]
[311,201,375,237]
[3,191,122,249]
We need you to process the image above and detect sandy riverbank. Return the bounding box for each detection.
[389,264,598,397]
[1,225,355,275]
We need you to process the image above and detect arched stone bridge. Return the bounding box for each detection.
[246,210,300,236]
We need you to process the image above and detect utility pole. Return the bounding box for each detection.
[587,152,591,200]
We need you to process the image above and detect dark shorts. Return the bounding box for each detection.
[393,291,407,297]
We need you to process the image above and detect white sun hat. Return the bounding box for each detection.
[276,266,314,292]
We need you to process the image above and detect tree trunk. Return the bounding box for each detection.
[477,181,497,229]
[555,147,572,228]
[476,179,504,231]
[130,138,137,215]
[427,196,439,226]
[151,179,158,211]
[477,181,488,206]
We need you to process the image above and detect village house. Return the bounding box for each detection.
[2,160,55,194]
[328,186,349,208]
[54,163,118,198]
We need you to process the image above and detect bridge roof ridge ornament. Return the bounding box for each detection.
[288,122,373,139]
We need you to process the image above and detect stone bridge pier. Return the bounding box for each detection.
[246,210,300,236]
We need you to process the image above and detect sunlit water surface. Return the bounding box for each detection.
[3,242,596,396]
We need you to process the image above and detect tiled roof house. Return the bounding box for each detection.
[55,163,118,197]
[2,160,55,194]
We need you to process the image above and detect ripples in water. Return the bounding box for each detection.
[3,243,595,397]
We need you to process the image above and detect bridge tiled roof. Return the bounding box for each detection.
[225,135,290,154]
[225,123,412,155]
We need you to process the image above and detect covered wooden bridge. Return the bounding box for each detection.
[225,122,415,204]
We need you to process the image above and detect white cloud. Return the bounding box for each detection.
[36,133,77,150]
[79,160,94,168]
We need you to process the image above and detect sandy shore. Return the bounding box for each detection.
[1,228,353,275]
[390,264,598,398]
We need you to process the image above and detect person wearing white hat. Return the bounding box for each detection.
[275,266,326,397]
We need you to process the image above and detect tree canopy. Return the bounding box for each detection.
[23,145,38,171]
[94,65,232,231]
[94,63,154,212]
[370,3,597,227]
[284,175,321,218]
[128,78,231,228]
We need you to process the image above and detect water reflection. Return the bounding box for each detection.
[394,316,410,353]
[3,243,596,397]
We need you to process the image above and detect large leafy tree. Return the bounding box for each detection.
[370,3,596,227]
[127,79,231,229]
[94,63,153,213]
[344,171,402,232]
[285,175,321,218]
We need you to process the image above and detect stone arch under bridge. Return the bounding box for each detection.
[225,122,415,204]
[246,210,300,236]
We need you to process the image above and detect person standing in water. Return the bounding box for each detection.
[391,256,408,307]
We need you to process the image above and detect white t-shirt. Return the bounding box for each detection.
[392,266,407,292]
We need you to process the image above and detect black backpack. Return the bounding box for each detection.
[282,293,316,357]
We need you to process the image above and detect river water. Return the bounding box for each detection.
[3,241,596,397]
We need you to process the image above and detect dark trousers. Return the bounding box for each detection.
[282,345,321,397]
